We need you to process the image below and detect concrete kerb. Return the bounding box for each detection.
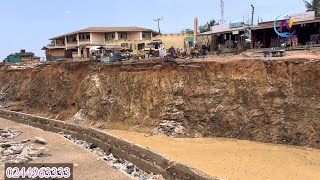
[0,109,220,180]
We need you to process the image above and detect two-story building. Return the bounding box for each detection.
[43,27,158,61]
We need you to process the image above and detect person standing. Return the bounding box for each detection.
[149,49,153,58]
[202,44,207,58]
[81,49,84,59]
[234,41,238,55]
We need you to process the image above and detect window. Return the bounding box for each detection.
[142,33,151,39]
[67,37,77,43]
[121,43,129,48]
[138,43,145,50]
[119,33,127,39]
[106,33,115,40]
[79,34,90,41]
[56,40,65,45]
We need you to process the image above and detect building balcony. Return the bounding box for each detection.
[47,44,65,49]
[142,37,152,40]
[79,39,90,42]
[66,42,77,48]
[105,38,115,41]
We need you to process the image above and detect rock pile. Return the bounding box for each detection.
[0,129,50,163]
[1,143,49,163]
[58,132,164,180]
[0,128,21,140]
[158,120,185,136]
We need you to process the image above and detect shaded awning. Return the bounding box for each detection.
[199,26,258,36]
[90,46,102,51]
[90,45,122,51]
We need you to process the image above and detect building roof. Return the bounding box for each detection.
[200,18,320,35]
[50,27,158,40]
[199,25,258,36]
[16,52,34,56]
[252,18,320,30]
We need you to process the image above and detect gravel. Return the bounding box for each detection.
[158,120,185,136]
[58,132,165,180]
[0,128,21,140]
[0,129,50,164]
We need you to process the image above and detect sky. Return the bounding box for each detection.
[0,0,306,60]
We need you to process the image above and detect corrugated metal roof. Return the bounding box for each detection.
[252,18,320,30]
[199,26,258,36]
[50,27,158,40]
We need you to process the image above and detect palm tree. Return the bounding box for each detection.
[199,20,217,33]
[303,0,320,15]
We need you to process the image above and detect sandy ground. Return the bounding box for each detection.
[188,49,320,63]
[108,130,320,180]
[0,118,133,180]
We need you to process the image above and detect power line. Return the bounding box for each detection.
[154,17,163,34]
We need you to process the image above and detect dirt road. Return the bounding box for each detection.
[0,118,133,180]
[109,130,320,180]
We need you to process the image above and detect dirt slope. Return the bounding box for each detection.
[0,58,319,148]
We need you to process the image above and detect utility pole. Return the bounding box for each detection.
[251,5,255,25]
[220,0,225,24]
[154,17,163,34]
[194,17,198,45]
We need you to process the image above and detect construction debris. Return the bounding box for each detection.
[0,128,21,140]
[0,129,50,163]
[158,120,185,136]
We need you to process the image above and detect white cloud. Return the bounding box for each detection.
[65,10,72,15]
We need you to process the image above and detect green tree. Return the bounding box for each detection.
[181,28,194,34]
[303,0,320,15]
[199,19,216,33]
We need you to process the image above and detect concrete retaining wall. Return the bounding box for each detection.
[0,109,220,180]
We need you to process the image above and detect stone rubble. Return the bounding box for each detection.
[0,129,50,164]
[58,132,165,180]
[0,128,21,140]
[158,120,185,136]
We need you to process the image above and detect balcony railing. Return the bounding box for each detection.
[48,44,65,47]
[142,37,152,40]
[79,39,90,42]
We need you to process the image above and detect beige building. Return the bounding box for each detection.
[151,33,193,51]
[44,27,158,60]
[43,27,194,60]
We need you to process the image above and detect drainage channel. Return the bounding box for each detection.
[0,109,218,180]
[57,131,164,180]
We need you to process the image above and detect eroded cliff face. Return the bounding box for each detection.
[0,59,319,148]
